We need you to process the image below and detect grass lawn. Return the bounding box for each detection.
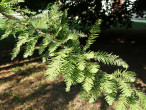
[0,18,146,110]
[134,18,146,20]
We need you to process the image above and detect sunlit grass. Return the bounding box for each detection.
[10,66,21,72]
[0,59,93,110]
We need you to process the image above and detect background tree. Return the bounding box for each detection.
[18,0,56,11]
[133,0,146,17]
[59,0,133,30]
[17,0,133,31]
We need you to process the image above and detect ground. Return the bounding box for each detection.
[0,22,146,110]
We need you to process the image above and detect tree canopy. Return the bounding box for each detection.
[133,0,146,17]
[15,0,134,29]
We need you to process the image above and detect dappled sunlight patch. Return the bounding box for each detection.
[0,62,47,83]
[110,38,136,45]
[1,60,144,110]
[30,71,46,80]
[0,57,44,83]
[0,79,63,109]
[0,63,101,110]
[10,66,21,72]
[0,60,50,109]
[136,78,146,87]
[130,40,136,44]
[0,70,10,74]
[0,60,108,110]
[116,38,125,44]
[14,100,41,110]
[0,56,41,69]
[0,70,15,79]
[11,85,35,99]
[67,94,102,110]
[135,78,146,93]
[0,92,12,104]
[0,81,16,93]
[68,94,83,109]
[20,76,38,84]
[19,62,47,74]
[9,74,47,97]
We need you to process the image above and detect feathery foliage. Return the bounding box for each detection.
[0,1,145,110]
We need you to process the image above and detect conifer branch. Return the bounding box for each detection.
[0,3,145,110]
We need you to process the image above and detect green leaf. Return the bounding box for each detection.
[65,79,72,92]
[11,33,29,60]
[89,97,95,103]
[39,34,52,55]
[24,37,38,58]
[90,65,99,74]
[83,77,94,92]
[83,20,101,52]
[94,51,129,69]
[0,30,12,40]
[119,81,133,97]
[78,61,86,71]
[87,62,100,74]
[76,72,85,83]
[49,41,61,53]
[45,48,72,80]
[84,51,94,60]
[105,95,115,105]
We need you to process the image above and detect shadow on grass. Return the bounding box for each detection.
[0,58,80,110]
[0,62,46,82]
[1,81,80,110]
[0,55,42,71]
[91,27,146,83]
